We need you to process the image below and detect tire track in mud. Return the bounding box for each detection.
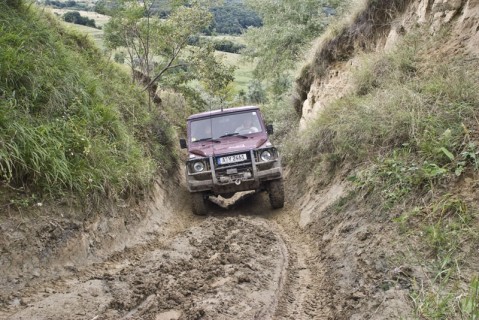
[267,216,332,320]
[2,193,329,320]
[4,216,290,320]
[214,193,333,319]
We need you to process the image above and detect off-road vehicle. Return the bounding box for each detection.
[179,106,284,215]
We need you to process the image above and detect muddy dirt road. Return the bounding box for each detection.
[0,192,330,320]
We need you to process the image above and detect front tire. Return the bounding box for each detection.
[191,192,208,215]
[267,179,284,209]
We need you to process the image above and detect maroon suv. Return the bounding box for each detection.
[180,106,284,215]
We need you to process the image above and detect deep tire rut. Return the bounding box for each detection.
[267,216,332,320]
[2,195,329,320]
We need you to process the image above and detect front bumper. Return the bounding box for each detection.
[185,148,283,194]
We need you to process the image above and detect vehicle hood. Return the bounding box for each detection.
[188,133,270,158]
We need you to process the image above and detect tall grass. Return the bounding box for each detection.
[0,2,174,200]
[286,28,479,193]
[286,26,479,319]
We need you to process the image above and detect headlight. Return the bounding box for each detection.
[193,161,205,172]
[260,150,273,161]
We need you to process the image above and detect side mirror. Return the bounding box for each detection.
[179,138,187,149]
[266,124,274,135]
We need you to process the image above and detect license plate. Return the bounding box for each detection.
[218,153,247,165]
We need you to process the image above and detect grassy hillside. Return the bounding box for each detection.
[286,2,479,318]
[0,1,175,203]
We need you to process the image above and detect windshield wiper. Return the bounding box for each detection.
[219,132,248,139]
[195,137,220,143]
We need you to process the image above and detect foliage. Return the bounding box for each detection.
[0,2,174,200]
[240,0,347,128]
[189,44,236,103]
[245,79,266,104]
[103,0,235,109]
[208,0,262,35]
[189,36,246,54]
[211,39,245,53]
[243,0,344,81]
[45,0,88,10]
[461,276,479,320]
[63,11,97,28]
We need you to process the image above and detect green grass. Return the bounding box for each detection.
[49,8,111,27]
[0,2,175,201]
[217,51,256,93]
[286,29,479,192]
[285,27,479,319]
[63,23,105,48]
[47,7,107,48]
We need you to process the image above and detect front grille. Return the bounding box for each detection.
[216,163,253,176]
[213,151,254,183]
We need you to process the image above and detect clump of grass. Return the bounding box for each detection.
[287,28,479,205]
[461,276,479,319]
[0,2,175,201]
[400,194,479,319]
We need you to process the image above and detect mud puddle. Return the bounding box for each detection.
[3,217,288,320]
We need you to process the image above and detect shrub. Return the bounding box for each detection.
[63,11,97,28]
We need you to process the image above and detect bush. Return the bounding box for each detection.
[63,11,96,28]
[0,3,174,199]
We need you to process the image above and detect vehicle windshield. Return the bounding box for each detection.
[190,111,263,143]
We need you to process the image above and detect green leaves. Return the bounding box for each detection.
[103,0,234,106]
[439,147,454,161]
[461,277,479,319]
[243,0,344,79]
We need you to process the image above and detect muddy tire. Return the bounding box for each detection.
[268,179,284,209]
[191,192,208,215]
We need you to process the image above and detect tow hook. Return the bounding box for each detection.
[235,179,242,185]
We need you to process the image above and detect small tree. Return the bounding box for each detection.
[103,0,234,108]
[243,0,345,82]
[103,0,154,79]
[113,51,125,64]
[246,79,267,104]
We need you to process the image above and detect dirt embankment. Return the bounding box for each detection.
[297,0,479,128]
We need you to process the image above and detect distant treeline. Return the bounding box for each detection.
[47,0,262,36]
[45,0,89,10]
[94,0,262,36]
[208,2,262,35]
[188,36,246,54]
